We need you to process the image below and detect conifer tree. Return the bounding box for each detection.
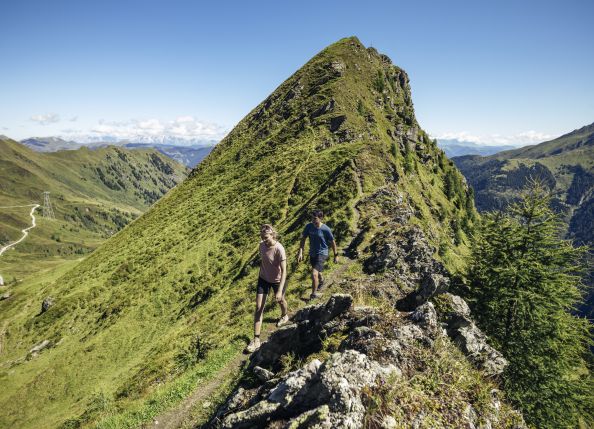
[467,183,593,428]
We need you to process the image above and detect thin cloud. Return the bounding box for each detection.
[69,116,78,122]
[30,113,61,125]
[433,130,555,146]
[85,116,228,141]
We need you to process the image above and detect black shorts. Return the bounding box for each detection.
[257,277,283,296]
[309,254,328,272]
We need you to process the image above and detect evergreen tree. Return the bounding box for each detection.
[403,141,414,174]
[467,183,593,428]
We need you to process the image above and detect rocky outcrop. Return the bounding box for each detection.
[436,293,508,376]
[364,224,449,310]
[28,339,51,358]
[205,293,521,428]
[249,294,353,370]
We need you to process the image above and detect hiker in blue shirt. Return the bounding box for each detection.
[297,210,338,300]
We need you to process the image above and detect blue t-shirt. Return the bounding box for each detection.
[302,223,334,256]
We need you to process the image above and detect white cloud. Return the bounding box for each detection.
[30,113,60,125]
[432,130,555,146]
[69,116,78,122]
[60,116,228,144]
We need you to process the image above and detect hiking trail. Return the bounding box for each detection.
[0,204,41,257]
[145,256,355,429]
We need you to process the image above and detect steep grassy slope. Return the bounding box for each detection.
[0,139,189,280]
[0,37,478,428]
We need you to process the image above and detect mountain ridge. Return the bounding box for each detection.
[0,37,523,428]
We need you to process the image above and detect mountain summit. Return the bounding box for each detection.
[0,37,521,428]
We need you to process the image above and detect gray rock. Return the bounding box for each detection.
[286,404,330,429]
[41,297,54,313]
[435,294,508,376]
[363,225,450,310]
[250,294,353,370]
[221,400,280,429]
[221,350,398,429]
[452,324,508,376]
[28,339,51,357]
[410,302,438,331]
[0,292,10,300]
[253,366,275,382]
[330,61,346,75]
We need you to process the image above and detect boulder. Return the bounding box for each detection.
[221,350,397,429]
[250,294,353,370]
[253,366,275,383]
[435,294,508,376]
[28,339,51,358]
[41,297,54,313]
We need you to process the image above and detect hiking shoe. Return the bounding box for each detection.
[308,292,322,302]
[244,338,261,354]
[276,314,290,327]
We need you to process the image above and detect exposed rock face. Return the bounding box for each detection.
[28,339,51,358]
[249,294,354,370]
[364,224,449,310]
[436,293,508,376]
[206,293,520,428]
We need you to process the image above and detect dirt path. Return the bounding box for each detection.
[0,204,40,256]
[145,352,247,429]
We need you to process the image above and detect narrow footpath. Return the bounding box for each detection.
[0,204,41,256]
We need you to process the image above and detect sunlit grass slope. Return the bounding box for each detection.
[0,37,475,428]
[0,139,188,280]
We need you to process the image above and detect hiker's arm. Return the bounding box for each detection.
[297,236,306,262]
[331,240,338,263]
[276,259,287,302]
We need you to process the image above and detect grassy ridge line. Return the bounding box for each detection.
[0,37,475,428]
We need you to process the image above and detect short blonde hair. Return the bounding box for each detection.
[260,224,278,239]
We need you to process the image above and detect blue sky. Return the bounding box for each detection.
[1,0,593,145]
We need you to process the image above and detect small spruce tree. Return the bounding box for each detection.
[467,183,593,428]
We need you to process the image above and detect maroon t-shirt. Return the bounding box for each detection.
[259,241,286,283]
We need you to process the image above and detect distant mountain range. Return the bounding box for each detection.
[20,136,215,167]
[436,139,520,157]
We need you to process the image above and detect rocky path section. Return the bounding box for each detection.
[146,260,355,429]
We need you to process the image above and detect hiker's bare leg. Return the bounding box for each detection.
[254,293,266,338]
[311,268,320,294]
[278,296,288,317]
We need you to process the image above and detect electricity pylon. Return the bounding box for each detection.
[42,191,55,219]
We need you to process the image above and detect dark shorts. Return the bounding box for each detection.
[309,254,328,272]
[257,277,283,296]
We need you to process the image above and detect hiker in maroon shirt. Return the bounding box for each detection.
[245,224,289,353]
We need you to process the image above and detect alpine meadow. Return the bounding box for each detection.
[0,36,592,429]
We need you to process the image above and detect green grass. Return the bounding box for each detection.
[0,139,188,283]
[0,37,478,428]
